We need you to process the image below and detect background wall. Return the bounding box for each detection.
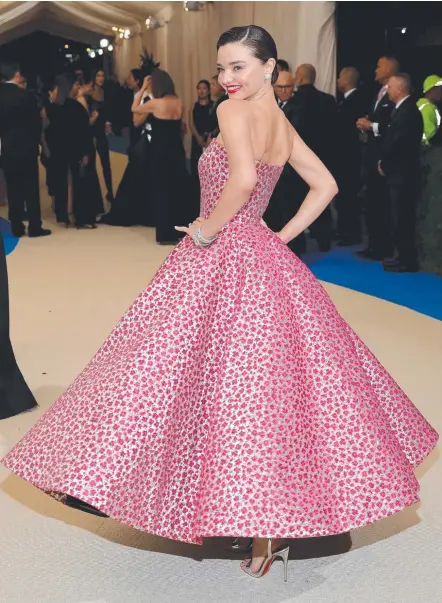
[142,1,336,124]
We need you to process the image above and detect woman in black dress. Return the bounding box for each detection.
[189,80,213,178]
[89,70,114,204]
[0,230,37,419]
[132,69,198,245]
[100,67,155,227]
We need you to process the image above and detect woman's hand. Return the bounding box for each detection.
[275,232,287,243]
[196,135,205,148]
[174,217,209,238]
[90,110,99,125]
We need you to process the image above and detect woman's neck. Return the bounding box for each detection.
[199,98,209,106]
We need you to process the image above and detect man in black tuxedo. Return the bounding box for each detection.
[356,56,399,260]
[0,62,50,238]
[291,63,337,251]
[264,69,307,256]
[335,67,366,245]
[379,74,423,272]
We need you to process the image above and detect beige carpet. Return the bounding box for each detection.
[0,154,441,603]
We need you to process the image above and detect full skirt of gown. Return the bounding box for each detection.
[0,231,37,419]
[1,140,438,543]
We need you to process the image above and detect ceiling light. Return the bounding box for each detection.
[100,39,109,48]
[89,50,96,58]
[98,49,104,56]
[108,44,113,52]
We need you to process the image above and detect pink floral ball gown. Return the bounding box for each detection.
[2,139,438,544]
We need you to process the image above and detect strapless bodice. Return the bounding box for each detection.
[198,139,283,225]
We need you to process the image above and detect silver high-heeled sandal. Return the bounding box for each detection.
[240,538,289,582]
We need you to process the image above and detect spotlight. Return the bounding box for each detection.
[124,29,130,39]
[98,49,104,56]
[184,1,207,11]
[112,27,118,32]
[86,47,91,52]
[401,27,407,34]
[89,50,96,58]
[119,32,124,39]
[145,16,165,29]
[64,44,69,49]
[100,39,109,48]
[108,44,114,52]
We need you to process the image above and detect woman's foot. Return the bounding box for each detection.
[249,538,282,574]
[240,538,289,581]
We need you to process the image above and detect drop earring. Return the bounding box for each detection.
[264,73,272,82]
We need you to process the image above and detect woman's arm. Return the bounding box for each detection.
[197,100,257,238]
[277,126,338,244]
[132,94,156,116]
[133,112,147,128]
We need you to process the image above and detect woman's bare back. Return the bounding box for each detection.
[218,101,293,167]
[151,96,183,121]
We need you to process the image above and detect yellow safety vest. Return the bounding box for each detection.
[417,98,441,145]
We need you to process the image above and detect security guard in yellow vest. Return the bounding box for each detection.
[417,75,442,145]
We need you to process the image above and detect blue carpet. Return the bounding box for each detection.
[0,217,19,255]
[305,245,442,322]
[108,134,129,155]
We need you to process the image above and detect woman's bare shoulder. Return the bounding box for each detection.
[217,98,249,117]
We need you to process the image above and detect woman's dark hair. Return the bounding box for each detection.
[151,68,176,98]
[276,59,290,72]
[217,25,278,84]
[130,68,143,88]
[92,69,105,86]
[77,71,94,86]
[51,73,75,104]
[197,79,211,99]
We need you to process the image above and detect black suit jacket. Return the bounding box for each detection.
[364,88,396,167]
[380,97,423,184]
[290,84,338,174]
[0,82,41,160]
[369,89,395,138]
[336,89,365,182]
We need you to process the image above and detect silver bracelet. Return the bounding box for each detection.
[192,226,218,248]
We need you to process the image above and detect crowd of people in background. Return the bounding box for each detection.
[1,52,441,273]
[270,56,442,274]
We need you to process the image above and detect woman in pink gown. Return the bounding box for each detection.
[1,26,438,581]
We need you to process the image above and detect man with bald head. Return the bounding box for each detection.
[335,66,366,245]
[274,70,295,110]
[378,74,422,272]
[291,63,337,251]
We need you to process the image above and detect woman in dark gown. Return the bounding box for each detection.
[100,68,154,227]
[45,75,98,228]
[132,69,198,244]
[189,80,213,178]
[89,70,114,204]
[0,230,37,419]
